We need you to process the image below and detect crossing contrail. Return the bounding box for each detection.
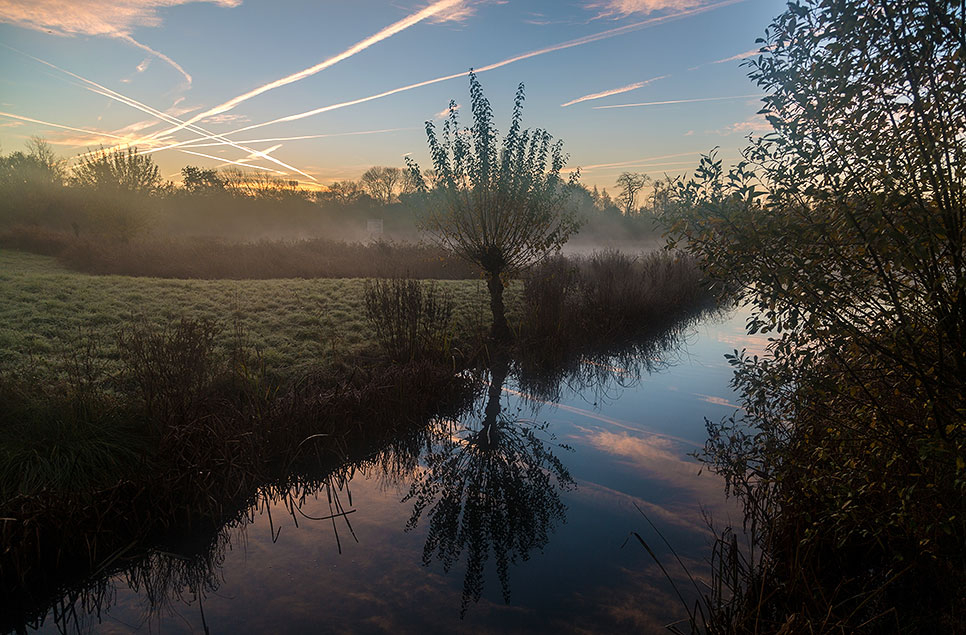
[147,0,746,154]
[8,47,317,180]
[125,0,468,148]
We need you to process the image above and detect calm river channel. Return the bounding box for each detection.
[29,309,765,634]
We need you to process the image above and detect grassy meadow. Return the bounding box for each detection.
[0,249,515,380]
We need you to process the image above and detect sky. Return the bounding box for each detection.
[0,0,787,191]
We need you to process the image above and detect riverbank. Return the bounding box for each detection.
[0,246,715,627]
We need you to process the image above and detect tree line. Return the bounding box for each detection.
[0,139,662,244]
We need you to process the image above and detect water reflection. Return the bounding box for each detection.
[13,308,731,632]
[403,355,575,615]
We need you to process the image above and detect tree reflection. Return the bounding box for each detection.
[11,307,716,629]
[403,355,575,615]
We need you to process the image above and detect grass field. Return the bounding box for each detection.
[0,249,517,379]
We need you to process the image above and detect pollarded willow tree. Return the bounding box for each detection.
[407,72,581,342]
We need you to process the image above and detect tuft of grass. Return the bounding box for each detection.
[519,249,712,352]
[0,351,146,500]
[363,277,456,363]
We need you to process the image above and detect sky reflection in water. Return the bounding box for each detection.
[32,308,761,634]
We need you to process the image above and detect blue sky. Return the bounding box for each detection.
[0,0,786,190]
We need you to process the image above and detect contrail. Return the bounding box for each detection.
[579,151,703,171]
[116,33,192,86]
[75,82,316,180]
[156,0,747,151]
[141,127,413,154]
[127,0,466,147]
[7,47,317,180]
[580,159,698,173]
[251,143,282,157]
[178,149,283,172]
[0,110,130,141]
[561,75,669,107]
[593,94,763,109]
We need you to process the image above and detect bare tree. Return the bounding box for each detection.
[318,179,367,205]
[360,166,402,204]
[0,137,64,188]
[615,172,648,215]
[407,72,581,342]
[220,167,302,199]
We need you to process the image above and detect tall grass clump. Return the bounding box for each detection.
[117,318,221,427]
[520,250,711,347]
[363,278,456,363]
[0,338,144,501]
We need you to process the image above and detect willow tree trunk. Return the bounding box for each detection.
[486,271,511,343]
[476,354,509,451]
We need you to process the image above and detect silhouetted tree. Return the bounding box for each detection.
[180,166,225,195]
[408,72,581,342]
[360,166,403,204]
[665,0,966,628]
[615,172,648,215]
[0,138,64,189]
[318,179,368,206]
[71,147,164,195]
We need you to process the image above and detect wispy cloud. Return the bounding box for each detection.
[427,0,487,23]
[128,0,471,149]
[10,49,316,179]
[711,47,764,64]
[594,93,762,109]
[202,113,250,125]
[708,113,772,136]
[579,150,703,171]
[434,103,460,119]
[0,0,240,85]
[585,0,720,19]
[694,393,741,408]
[688,45,772,70]
[180,0,746,146]
[522,10,575,26]
[561,74,668,107]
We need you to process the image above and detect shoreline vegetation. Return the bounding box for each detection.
[4,1,964,629]
[647,2,966,632]
[0,246,715,630]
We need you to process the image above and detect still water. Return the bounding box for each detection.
[32,309,765,634]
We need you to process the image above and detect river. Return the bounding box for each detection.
[28,309,764,634]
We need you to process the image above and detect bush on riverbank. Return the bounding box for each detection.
[659,1,966,630]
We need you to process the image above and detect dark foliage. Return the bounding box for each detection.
[363,277,456,363]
